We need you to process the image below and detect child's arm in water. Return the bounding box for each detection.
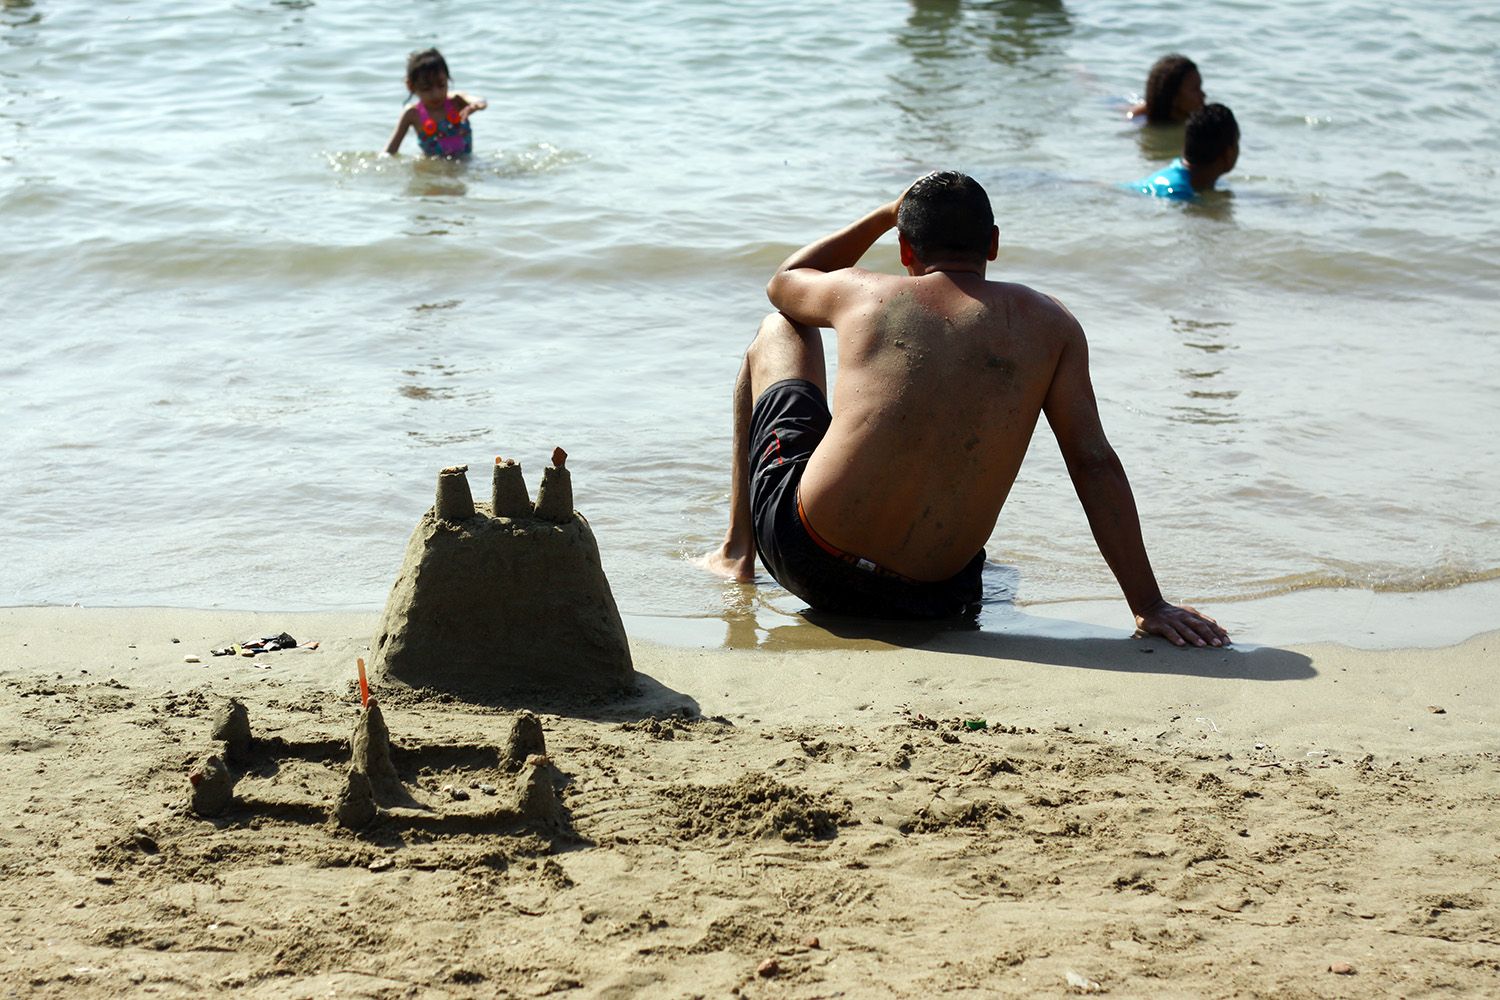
[453,93,488,122]
[384,105,417,155]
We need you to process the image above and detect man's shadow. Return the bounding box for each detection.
[822,611,1311,680]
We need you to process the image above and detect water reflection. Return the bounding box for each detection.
[1183,188,1235,223]
[406,158,469,199]
[1169,316,1240,429]
[2,0,41,35]
[711,560,1023,650]
[1134,121,1183,163]
[902,0,1071,66]
[893,0,1072,153]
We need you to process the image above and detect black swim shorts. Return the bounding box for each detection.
[749,378,985,619]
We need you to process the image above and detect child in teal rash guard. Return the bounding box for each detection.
[1129,103,1239,201]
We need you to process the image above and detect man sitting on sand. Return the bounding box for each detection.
[704,171,1229,647]
[1130,104,1239,201]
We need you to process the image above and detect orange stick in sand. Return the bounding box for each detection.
[357,657,369,707]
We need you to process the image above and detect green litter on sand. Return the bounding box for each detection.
[963,719,987,731]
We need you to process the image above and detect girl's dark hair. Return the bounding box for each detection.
[1143,54,1198,124]
[406,48,450,90]
[896,171,994,264]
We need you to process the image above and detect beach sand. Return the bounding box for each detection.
[1,606,1495,998]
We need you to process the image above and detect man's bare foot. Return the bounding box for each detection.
[696,545,756,583]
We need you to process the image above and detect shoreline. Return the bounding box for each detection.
[3,604,1493,755]
[2,606,1495,996]
[16,571,1500,657]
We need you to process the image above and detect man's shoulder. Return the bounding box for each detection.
[986,280,1077,324]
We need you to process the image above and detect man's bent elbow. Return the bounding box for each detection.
[1064,442,1122,478]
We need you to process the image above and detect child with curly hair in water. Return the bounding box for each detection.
[385,48,487,157]
[1127,54,1205,124]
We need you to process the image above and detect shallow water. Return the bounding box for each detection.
[4,0,1498,646]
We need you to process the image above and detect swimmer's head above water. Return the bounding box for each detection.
[1139,54,1204,125]
[405,48,452,106]
[1184,103,1239,179]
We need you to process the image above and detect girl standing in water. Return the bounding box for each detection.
[385,48,487,157]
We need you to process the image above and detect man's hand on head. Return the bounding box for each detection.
[1135,600,1231,648]
[891,175,924,222]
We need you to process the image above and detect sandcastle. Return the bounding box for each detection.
[183,697,571,838]
[369,449,634,697]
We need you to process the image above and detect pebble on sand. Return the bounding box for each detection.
[756,958,780,978]
[1329,962,1356,975]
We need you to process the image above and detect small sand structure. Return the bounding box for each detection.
[369,450,633,697]
[350,699,404,806]
[187,753,234,817]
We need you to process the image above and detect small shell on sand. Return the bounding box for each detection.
[1065,970,1105,993]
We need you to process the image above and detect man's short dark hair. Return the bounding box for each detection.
[896,171,994,264]
[1144,53,1197,124]
[1184,104,1239,165]
[406,48,450,90]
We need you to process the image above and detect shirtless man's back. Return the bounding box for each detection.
[706,171,1227,647]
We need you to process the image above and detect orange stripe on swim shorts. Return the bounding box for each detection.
[796,490,847,560]
[797,491,920,583]
[761,431,784,466]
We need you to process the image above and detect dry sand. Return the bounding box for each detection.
[0,606,1496,998]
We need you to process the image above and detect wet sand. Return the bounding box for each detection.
[1,606,1495,997]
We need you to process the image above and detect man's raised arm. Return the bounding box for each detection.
[1042,312,1230,648]
[766,198,901,328]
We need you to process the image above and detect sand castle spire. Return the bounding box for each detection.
[434,465,476,522]
[351,701,404,805]
[491,456,532,519]
[534,446,573,523]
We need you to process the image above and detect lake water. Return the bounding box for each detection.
[4,0,1498,649]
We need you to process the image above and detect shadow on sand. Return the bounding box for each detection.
[799,609,1315,681]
